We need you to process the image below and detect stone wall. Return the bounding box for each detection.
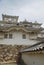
[0,44,20,62]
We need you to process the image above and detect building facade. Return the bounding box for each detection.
[0,14,44,45]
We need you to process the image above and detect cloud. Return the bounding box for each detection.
[0,0,44,27]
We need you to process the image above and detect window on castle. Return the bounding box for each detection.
[4,34,8,38]
[22,34,26,39]
[24,25,28,27]
[9,34,12,39]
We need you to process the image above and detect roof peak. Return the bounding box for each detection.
[2,14,19,18]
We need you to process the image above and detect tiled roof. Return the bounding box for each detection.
[2,14,19,18]
[0,24,43,32]
[20,42,44,53]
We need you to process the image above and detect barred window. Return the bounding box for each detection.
[4,34,8,38]
[22,34,26,39]
[9,34,12,39]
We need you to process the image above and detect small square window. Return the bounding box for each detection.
[22,34,26,39]
[4,34,8,38]
[9,34,12,39]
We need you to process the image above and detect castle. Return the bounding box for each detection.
[0,14,44,45]
[0,14,44,65]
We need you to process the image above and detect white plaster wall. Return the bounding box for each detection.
[32,25,40,28]
[22,53,44,65]
[0,31,39,45]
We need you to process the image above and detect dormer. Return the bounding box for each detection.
[20,19,32,27]
[32,21,42,28]
[2,14,19,23]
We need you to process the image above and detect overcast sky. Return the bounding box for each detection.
[0,0,44,27]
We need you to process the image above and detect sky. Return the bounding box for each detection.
[0,0,44,27]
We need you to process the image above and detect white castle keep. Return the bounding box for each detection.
[0,14,44,45]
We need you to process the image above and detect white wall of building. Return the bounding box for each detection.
[22,53,44,65]
[0,31,39,45]
[32,25,41,28]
